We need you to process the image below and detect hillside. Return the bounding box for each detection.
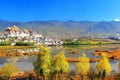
[0,20,120,38]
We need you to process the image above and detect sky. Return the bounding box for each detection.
[0,0,120,22]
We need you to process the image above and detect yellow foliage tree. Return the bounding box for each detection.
[75,53,90,76]
[0,63,18,78]
[96,53,112,75]
[33,45,51,80]
[53,51,69,79]
[117,62,120,73]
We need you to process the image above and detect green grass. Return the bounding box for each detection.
[63,38,119,45]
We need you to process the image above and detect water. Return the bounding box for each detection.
[0,44,120,72]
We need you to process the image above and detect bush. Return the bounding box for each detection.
[15,42,34,46]
[0,41,11,46]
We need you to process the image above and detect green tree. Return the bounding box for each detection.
[53,51,69,80]
[96,53,112,80]
[0,63,18,78]
[75,53,90,80]
[15,41,34,46]
[33,45,51,80]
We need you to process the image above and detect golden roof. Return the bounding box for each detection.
[23,29,29,33]
[6,25,30,34]
[6,25,20,31]
[11,25,20,31]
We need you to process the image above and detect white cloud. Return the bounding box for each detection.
[114,19,120,21]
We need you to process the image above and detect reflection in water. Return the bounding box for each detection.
[1,44,120,71]
[63,44,120,50]
[23,56,29,60]
[68,49,79,54]
[6,57,20,62]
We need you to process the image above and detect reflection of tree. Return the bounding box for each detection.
[68,49,78,54]
[64,44,120,51]
[64,45,99,50]
[0,63,18,78]
[23,56,29,60]
[6,57,20,63]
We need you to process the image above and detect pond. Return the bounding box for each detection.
[0,44,120,72]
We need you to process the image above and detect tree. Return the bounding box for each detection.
[33,45,51,80]
[117,62,120,73]
[75,53,90,80]
[95,53,112,79]
[0,63,18,78]
[53,51,69,80]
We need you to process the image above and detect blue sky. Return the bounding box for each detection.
[0,0,120,21]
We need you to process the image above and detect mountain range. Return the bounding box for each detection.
[0,20,120,38]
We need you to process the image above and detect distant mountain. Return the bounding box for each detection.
[0,20,120,38]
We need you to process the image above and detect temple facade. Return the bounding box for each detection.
[3,25,62,45]
[5,25,43,38]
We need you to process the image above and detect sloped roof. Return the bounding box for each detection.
[11,25,20,31]
[23,29,29,33]
[6,25,20,31]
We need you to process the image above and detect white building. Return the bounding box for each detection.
[5,25,30,38]
[4,25,62,45]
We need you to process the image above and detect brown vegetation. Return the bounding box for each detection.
[68,49,78,54]
[92,49,120,60]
